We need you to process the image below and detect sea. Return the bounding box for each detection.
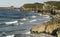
[0,10,55,37]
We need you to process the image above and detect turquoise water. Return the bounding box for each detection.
[0,10,51,37]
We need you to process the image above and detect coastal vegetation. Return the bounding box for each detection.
[44,1,60,10]
[20,1,60,15]
[20,3,43,11]
[20,1,60,10]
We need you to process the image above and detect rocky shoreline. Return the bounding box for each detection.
[30,14,60,37]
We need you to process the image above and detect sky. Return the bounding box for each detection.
[0,0,60,7]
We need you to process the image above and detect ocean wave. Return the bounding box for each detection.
[4,20,18,25]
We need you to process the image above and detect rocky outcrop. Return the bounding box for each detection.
[30,15,60,37]
[30,23,60,34]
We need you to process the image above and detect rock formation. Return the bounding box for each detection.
[30,24,46,34]
[30,14,60,37]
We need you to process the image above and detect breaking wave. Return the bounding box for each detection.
[4,20,18,25]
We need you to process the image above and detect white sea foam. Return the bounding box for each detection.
[31,16,36,18]
[6,34,15,37]
[5,21,18,25]
[29,19,37,23]
[21,18,27,21]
